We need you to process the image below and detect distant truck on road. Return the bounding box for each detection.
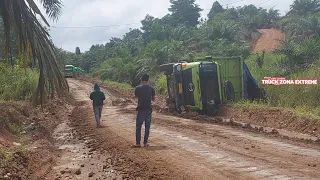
[64,65,84,78]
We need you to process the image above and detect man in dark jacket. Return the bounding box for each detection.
[134,74,155,147]
[90,83,106,128]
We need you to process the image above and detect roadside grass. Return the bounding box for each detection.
[154,74,167,95]
[0,142,28,162]
[0,147,11,160]
[101,80,133,91]
[242,53,320,120]
[93,73,168,95]
[0,63,39,101]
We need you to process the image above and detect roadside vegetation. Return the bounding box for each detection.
[0,63,39,101]
[0,0,67,170]
[0,0,319,115]
[0,0,68,104]
[58,0,320,118]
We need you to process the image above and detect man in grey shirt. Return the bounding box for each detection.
[134,74,155,147]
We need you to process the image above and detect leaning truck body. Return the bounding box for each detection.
[159,56,265,115]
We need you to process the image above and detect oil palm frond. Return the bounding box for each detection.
[0,0,68,105]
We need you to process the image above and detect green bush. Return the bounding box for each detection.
[155,74,167,94]
[102,80,133,91]
[0,63,39,101]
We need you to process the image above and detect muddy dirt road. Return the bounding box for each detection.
[253,29,285,53]
[51,79,320,180]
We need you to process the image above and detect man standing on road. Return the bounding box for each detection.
[90,83,106,128]
[134,74,155,147]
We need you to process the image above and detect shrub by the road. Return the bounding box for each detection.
[0,63,38,101]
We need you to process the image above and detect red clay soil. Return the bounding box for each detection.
[0,97,74,180]
[66,79,320,179]
[252,28,285,53]
[218,104,320,138]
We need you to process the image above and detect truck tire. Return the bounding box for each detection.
[225,81,235,101]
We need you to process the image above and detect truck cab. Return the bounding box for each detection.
[160,61,223,115]
[64,65,75,78]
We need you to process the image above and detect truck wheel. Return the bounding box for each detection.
[225,81,235,101]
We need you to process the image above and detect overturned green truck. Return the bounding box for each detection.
[159,56,266,115]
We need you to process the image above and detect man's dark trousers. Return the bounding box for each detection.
[136,109,152,145]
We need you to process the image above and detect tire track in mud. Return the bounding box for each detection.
[115,108,320,180]
[66,79,192,179]
[48,86,123,179]
[66,79,320,180]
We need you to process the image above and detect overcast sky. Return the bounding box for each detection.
[37,0,294,52]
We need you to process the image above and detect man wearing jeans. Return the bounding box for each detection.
[90,83,106,128]
[134,74,155,147]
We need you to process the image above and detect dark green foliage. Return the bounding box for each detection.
[275,4,320,72]
[168,0,203,27]
[208,1,224,19]
[287,0,320,17]
[75,47,81,55]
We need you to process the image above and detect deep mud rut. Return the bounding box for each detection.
[49,79,320,180]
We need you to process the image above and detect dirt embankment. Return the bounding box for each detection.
[252,28,285,53]
[219,105,320,138]
[0,96,74,180]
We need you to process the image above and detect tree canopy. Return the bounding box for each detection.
[168,0,203,27]
[208,1,224,19]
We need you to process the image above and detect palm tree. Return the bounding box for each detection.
[267,8,280,26]
[287,0,320,16]
[0,0,68,104]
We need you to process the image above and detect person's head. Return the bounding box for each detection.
[94,83,100,91]
[141,74,149,83]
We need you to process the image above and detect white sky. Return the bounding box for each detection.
[36,0,294,52]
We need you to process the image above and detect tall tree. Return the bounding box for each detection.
[0,0,68,104]
[75,47,81,55]
[168,0,203,27]
[141,14,156,43]
[267,8,280,26]
[208,1,224,19]
[287,0,320,16]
